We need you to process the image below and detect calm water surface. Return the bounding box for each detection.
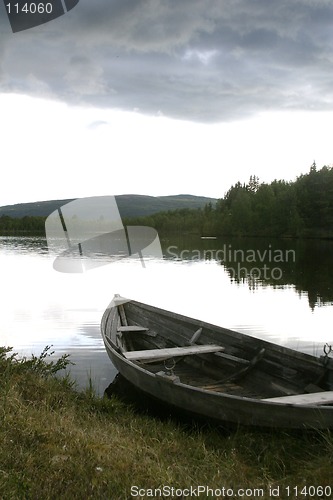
[1,235,333,394]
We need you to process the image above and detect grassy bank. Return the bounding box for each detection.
[0,347,332,499]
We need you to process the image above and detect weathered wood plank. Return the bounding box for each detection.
[262,391,333,406]
[117,325,157,338]
[118,304,128,326]
[124,344,224,361]
[117,326,149,332]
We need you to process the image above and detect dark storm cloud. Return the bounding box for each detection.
[1,0,332,121]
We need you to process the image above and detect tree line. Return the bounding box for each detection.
[1,162,333,238]
[0,215,46,234]
[124,163,333,238]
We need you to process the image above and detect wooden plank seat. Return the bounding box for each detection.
[123,344,224,361]
[117,326,149,332]
[117,325,157,338]
[262,391,333,406]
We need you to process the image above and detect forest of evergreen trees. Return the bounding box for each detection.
[1,163,333,238]
[124,163,333,238]
[0,215,46,235]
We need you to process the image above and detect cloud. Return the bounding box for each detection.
[0,0,332,121]
[69,0,220,52]
[86,120,109,130]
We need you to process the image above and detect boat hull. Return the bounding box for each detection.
[101,298,333,429]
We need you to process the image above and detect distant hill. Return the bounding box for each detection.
[116,194,217,218]
[0,194,217,219]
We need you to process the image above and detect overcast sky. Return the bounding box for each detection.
[1,0,332,206]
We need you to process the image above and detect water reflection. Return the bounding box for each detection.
[162,236,333,309]
[1,235,333,394]
[0,235,49,254]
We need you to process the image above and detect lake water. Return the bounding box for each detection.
[1,235,333,395]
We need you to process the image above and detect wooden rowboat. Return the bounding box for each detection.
[101,295,333,429]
